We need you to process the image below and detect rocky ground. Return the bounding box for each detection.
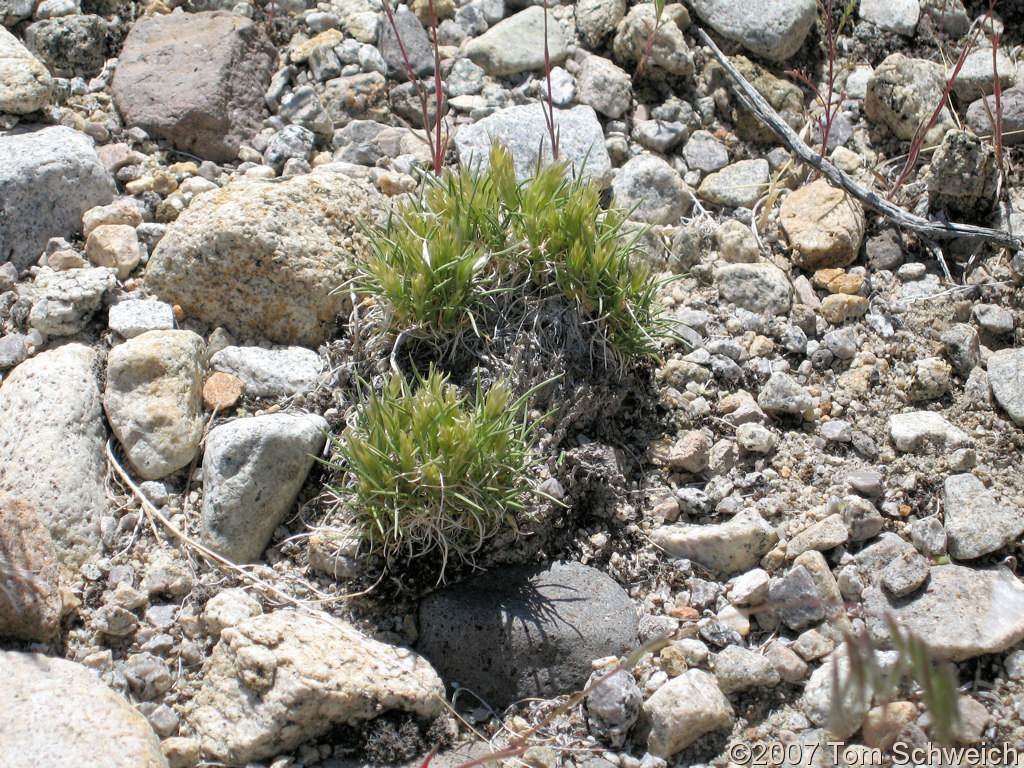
[4,0,1024,766]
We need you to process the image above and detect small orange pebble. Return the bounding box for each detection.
[172,304,185,322]
[203,372,243,411]
[899,504,913,517]
[669,605,700,620]
[780,466,791,479]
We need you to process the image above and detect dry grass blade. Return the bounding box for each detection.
[694,26,1024,251]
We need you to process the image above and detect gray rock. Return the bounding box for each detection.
[713,645,780,693]
[769,565,825,630]
[24,14,105,77]
[786,514,849,558]
[0,651,168,768]
[108,299,175,338]
[0,126,115,270]
[650,509,778,575]
[968,84,1024,146]
[823,326,857,359]
[611,154,691,225]
[465,6,566,76]
[417,561,638,708]
[715,263,792,316]
[545,66,575,107]
[0,26,51,114]
[105,331,206,481]
[864,565,1024,661]
[951,47,1015,103]
[683,130,729,174]
[585,668,641,748]
[689,0,815,60]
[906,356,952,402]
[24,266,115,337]
[801,648,899,739]
[888,411,969,452]
[973,303,1014,334]
[446,57,485,96]
[940,322,980,376]
[736,421,776,453]
[200,413,328,563]
[612,3,693,76]
[0,344,106,570]
[263,124,316,171]
[757,371,812,416]
[0,334,27,373]
[454,103,611,186]
[278,84,333,137]
[0,0,36,26]
[112,9,276,163]
[880,549,929,597]
[632,120,688,154]
[943,473,1024,559]
[209,344,321,397]
[866,53,956,146]
[576,54,631,119]
[821,419,852,443]
[729,568,770,605]
[987,348,1024,425]
[911,516,946,557]
[378,5,433,79]
[643,669,733,759]
[841,496,883,541]
[925,130,998,220]
[858,0,919,35]
[853,532,916,586]
[201,588,262,636]
[575,0,625,49]
[697,159,769,208]
[146,171,375,347]
[191,610,444,764]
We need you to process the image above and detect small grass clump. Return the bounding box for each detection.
[325,368,541,576]
[353,143,668,368]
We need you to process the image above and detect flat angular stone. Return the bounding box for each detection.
[650,509,778,575]
[112,9,276,162]
[209,345,321,397]
[643,669,733,758]
[864,565,1024,662]
[688,0,815,60]
[465,6,566,76]
[943,473,1024,559]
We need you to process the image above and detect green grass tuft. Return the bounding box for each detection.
[325,368,543,578]
[353,143,670,367]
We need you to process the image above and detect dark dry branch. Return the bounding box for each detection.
[694,26,1024,252]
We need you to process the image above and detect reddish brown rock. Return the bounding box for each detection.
[203,372,243,411]
[0,496,62,642]
[111,9,276,163]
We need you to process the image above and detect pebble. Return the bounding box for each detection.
[643,669,733,759]
[880,549,930,597]
[575,0,625,49]
[786,514,849,558]
[715,263,792,316]
[713,645,780,693]
[840,495,883,540]
[209,344,321,397]
[104,330,206,480]
[576,54,632,119]
[612,154,691,225]
[682,130,729,173]
[943,473,1024,559]
[650,510,778,575]
[612,3,693,76]
[735,422,777,453]
[858,0,919,35]
[780,179,865,270]
[763,641,808,683]
[906,357,952,401]
[757,371,812,416]
[911,516,946,556]
[586,668,642,748]
[889,411,970,452]
[715,219,759,264]
[769,565,825,630]
[697,159,769,209]
[973,303,1014,334]
[729,568,770,605]
[465,6,566,76]
[940,323,980,376]
[689,0,814,60]
[866,53,956,146]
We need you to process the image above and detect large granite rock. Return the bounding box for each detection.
[104,331,206,481]
[454,103,611,186]
[0,496,62,642]
[0,344,107,571]
[111,9,276,163]
[0,25,51,114]
[191,610,444,764]
[145,171,376,346]
[0,126,115,270]
[688,0,815,60]
[200,413,328,563]
[0,651,168,767]
[864,565,1024,661]
[417,561,638,708]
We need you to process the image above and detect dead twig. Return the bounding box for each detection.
[695,26,1023,252]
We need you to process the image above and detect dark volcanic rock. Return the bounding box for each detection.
[417,561,639,708]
